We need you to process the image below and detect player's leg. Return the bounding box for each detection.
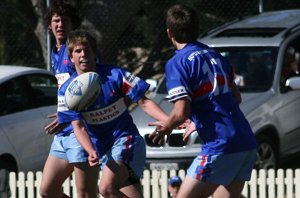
[66,133,99,198]
[99,135,145,198]
[119,135,145,197]
[213,149,257,198]
[177,176,218,198]
[73,163,99,198]
[213,149,256,198]
[213,181,245,198]
[40,135,74,198]
[99,160,129,197]
[40,155,73,198]
[119,165,143,198]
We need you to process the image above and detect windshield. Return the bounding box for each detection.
[157,47,278,94]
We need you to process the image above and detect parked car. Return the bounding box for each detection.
[130,9,300,170]
[0,65,57,174]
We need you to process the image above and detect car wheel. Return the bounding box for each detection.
[255,134,277,170]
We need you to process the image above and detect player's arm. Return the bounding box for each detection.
[71,119,99,166]
[44,113,68,134]
[148,98,190,144]
[137,95,169,122]
[232,82,242,104]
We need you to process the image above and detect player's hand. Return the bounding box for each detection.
[182,121,196,142]
[148,121,172,145]
[44,113,67,134]
[176,119,192,129]
[88,150,99,167]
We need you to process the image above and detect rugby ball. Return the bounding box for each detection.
[65,72,101,111]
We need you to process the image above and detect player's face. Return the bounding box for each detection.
[50,14,73,44]
[168,185,180,197]
[71,43,96,74]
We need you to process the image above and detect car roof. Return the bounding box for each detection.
[0,65,53,82]
[199,9,300,47]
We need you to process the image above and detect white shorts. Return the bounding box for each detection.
[187,149,257,186]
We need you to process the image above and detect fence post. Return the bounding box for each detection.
[17,172,26,198]
[285,169,293,198]
[35,171,43,198]
[9,172,16,198]
[151,170,160,198]
[276,169,284,198]
[160,170,168,198]
[267,169,275,197]
[258,169,266,198]
[295,169,300,198]
[142,170,151,198]
[26,172,34,197]
[249,169,258,198]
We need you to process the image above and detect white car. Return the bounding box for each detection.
[0,65,57,174]
[131,9,300,170]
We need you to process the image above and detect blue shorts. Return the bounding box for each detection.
[187,149,257,186]
[100,135,146,178]
[49,133,88,163]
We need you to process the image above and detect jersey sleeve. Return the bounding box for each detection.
[118,68,150,103]
[165,59,191,102]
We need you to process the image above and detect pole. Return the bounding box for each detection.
[47,0,51,71]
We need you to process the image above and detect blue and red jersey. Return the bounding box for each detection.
[51,44,76,87]
[57,64,150,156]
[51,44,76,135]
[166,42,257,155]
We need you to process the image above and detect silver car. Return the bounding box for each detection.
[130,9,300,170]
[0,65,57,174]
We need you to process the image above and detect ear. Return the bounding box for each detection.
[70,55,75,64]
[167,28,173,39]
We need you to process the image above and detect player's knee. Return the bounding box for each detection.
[99,183,118,197]
[39,185,49,198]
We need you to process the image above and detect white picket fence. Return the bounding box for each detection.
[8,168,300,198]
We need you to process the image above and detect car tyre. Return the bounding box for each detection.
[255,134,277,170]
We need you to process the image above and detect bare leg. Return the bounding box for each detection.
[177,176,218,198]
[120,180,143,198]
[40,155,74,198]
[213,180,245,198]
[99,160,142,198]
[73,163,99,198]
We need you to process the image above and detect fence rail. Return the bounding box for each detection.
[8,169,300,198]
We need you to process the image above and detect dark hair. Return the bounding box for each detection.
[166,4,199,43]
[67,30,98,57]
[44,0,82,29]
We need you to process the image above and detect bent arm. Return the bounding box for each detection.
[232,82,242,104]
[71,120,99,166]
[137,96,169,122]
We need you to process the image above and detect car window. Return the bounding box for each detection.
[0,73,57,116]
[217,47,277,92]
[157,47,278,94]
[280,38,300,93]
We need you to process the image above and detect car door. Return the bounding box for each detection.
[274,37,300,156]
[0,73,57,172]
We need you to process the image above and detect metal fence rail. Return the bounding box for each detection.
[8,168,300,198]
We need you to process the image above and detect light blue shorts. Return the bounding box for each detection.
[187,149,257,186]
[49,133,88,163]
[100,135,146,178]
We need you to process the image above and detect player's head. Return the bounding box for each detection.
[168,176,182,198]
[67,30,98,73]
[45,0,82,40]
[166,4,199,43]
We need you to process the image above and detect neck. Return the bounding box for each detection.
[172,38,187,50]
